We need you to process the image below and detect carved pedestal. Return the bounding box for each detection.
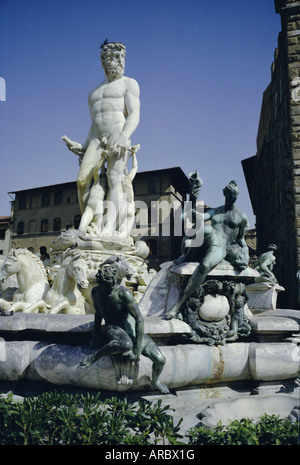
[245,281,285,312]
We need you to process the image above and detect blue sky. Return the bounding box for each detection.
[0,0,281,228]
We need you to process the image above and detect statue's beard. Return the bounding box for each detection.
[104,60,124,79]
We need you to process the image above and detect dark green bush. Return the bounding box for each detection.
[0,391,183,445]
[188,415,300,445]
[0,391,299,445]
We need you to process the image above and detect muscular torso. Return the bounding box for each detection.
[92,285,133,326]
[208,206,246,246]
[89,77,128,138]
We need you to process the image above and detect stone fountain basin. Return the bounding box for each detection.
[199,394,299,428]
[0,313,298,392]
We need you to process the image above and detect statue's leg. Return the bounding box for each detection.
[80,326,134,369]
[102,151,130,235]
[93,192,105,234]
[165,262,205,319]
[9,302,36,313]
[21,299,48,313]
[142,336,169,394]
[0,307,13,316]
[78,205,94,235]
[0,298,13,312]
[224,318,239,340]
[77,139,102,213]
[49,300,69,314]
[165,246,226,320]
[102,181,123,236]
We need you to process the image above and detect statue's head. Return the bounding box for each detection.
[268,244,277,251]
[203,280,223,296]
[96,264,117,286]
[100,40,126,79]
[223,180,239,204]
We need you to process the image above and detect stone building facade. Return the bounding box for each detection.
[0,217,11,256]
[8,167,189,270]
[242,0,300,308]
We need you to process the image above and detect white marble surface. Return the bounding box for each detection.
[62,42,141,239]
[199,394,299,428]
[246,281,285,311]
[0,310,298,392]
[0,339,298,391]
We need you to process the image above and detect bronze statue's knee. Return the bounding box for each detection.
[199,262,210,275]
[157,352,166,366]
[123,339,133,352]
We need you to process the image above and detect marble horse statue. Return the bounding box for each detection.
[0,248,49,314]
[23,250,90,315]
[46,250,90,314]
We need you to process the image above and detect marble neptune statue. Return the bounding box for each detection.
[62,41,140,237]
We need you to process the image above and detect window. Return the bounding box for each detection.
[41,219,49,233]
[19,196,26,209]
[29,220,36,233]
[149,180,157,194]
[30,195,38,208]
[0,230,5,240]
[17,222,24,235]
[53,217,61,232]
[55,192,63,205]
[42,193,50,207]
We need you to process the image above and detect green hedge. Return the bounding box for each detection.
[0,391,183,445]
[188,415,300,445]
[0,390,299,445]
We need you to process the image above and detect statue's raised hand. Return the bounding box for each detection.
[188,170,203,200]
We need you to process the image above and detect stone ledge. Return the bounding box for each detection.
[0,340,298,391]
[252,308,300,324]
[1,310,299,342]
[0,313,94,334]
[250,315,300,334]
[0,313,192,341]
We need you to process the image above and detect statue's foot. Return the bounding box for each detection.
[122,349,138,361]
[100,229,112,237]
[0,309,13,316]
[197,326,212,338]
[173,256,186,265]
[152,380,169,394]
[225,329,235,338]
[80,355,95,370]
[164,308,179,320]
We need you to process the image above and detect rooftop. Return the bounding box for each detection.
[8,166,189,195]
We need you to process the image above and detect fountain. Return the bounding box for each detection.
[0,42,298,427]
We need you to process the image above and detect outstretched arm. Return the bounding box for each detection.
[237,215,248,247]
[236,216,250,264]
[126,145,140,182]
[91,287,104,330]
